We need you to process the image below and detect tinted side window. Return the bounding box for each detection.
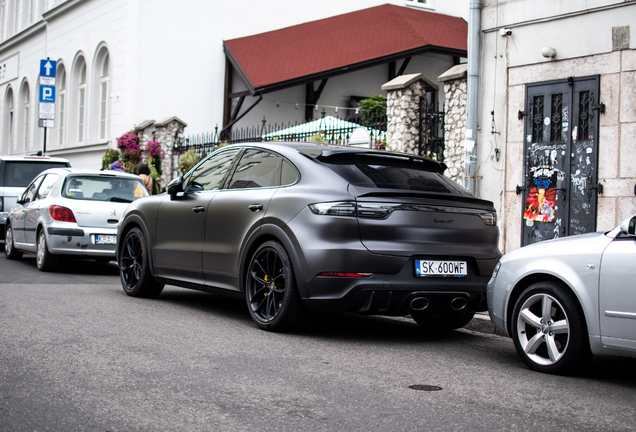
[281,159,299,186]
[228,149,281,189]
[4,162,68,187]
[186,149,240,192]
[35,174,59,201]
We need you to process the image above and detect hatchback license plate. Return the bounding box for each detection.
[94,235,117,245]
[415,260,467,277]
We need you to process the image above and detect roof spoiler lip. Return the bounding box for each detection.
[298,147,447,171]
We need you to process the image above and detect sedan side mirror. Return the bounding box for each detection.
[167,175,184,199]
[619,215,636,236]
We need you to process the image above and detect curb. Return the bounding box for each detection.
[463,313,507,336]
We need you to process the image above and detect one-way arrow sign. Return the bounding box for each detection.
[39,59,57,78]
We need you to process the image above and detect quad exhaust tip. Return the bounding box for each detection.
[410,297,429,311]
[450,297,467,311]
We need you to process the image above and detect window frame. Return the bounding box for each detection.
[56,65,66,146]
[98,53,109,140]
[77,61,86,143]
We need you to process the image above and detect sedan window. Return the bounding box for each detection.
[227,149,281,189]
[20,175,45,203]
[62,176,149,202]
[35,174,59,201]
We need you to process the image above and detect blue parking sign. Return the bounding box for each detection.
[39,85,55,103]
[40,59,57,77]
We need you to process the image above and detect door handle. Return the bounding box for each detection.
[248,204,264,212]
[192,206,205,214]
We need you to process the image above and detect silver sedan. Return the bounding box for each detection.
[487,214,636,374]
[4,168,149,271]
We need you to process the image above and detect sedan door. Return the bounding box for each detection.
[11,175,44,244]
[23,173,59,245]
[599,235,636,350]
[153,149,241,284]
[202,149,281,289]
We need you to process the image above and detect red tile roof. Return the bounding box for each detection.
[224,4,467,94]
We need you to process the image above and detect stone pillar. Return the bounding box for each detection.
[438,64,468,186]
[382,74,433,154]
[135,116,187,190]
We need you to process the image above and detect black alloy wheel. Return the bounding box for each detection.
[119,227,164,298]
[4,224,23,260]
[245,240,308,332]
[511,281,591,374]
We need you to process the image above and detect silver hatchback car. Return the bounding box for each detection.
[5,168,149,271]
[487,214,636,374]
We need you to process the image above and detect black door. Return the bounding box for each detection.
[520,75,602,246]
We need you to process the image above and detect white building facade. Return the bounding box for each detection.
[0,0,468,168]
[475,0,636,252]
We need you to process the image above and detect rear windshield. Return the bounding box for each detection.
[321,155,470,195]
[4,161,69,187]
[62,176,149,202]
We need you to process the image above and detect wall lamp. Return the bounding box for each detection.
[541,46,557,59]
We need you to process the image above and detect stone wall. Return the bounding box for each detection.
[438,64,468,186]
[383,71,467,186]
[135,116,187,191]
[383,75,426,154]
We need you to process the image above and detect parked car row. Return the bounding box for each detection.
[3,143,635,375]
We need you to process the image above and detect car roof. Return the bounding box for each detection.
[218,141,448,172]
[37,167,142,179]
[0,155,70,163]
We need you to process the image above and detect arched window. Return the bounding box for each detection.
[77,60,86,143]
[21,83,29,151]
[56,65,66,146]
[4,87,14,151]
[99,53,109,140]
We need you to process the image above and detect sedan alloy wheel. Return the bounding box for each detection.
[4,224,23,260]
[512,281,590,374]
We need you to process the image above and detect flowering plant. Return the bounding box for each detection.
[117,132,140,155]
[145,141,162,158]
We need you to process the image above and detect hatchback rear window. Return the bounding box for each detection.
[321,154,469,195]
[62,176,149,202]
[4,161,69,187]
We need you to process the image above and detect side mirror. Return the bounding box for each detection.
[167,175,184,199]
[619,215,636,236]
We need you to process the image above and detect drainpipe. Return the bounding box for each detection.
[465,0,481,195]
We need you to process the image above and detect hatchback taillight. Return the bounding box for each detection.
[49,205,76,223]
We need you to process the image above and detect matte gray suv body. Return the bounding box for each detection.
[117,142,501,332]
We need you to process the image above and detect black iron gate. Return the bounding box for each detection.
[518,75,603,246]
[419,99,445,161]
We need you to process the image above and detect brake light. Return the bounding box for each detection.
[317,272,373,277]
[49,205,77,223]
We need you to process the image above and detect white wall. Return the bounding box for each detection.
[477,0,636,252]
[0,0,469,167]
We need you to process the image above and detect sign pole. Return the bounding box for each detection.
[43,127,47,155]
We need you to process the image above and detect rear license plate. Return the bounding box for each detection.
[415,260,467,277]
[94,235,117,245]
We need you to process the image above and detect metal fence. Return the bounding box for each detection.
[174,112,387,158]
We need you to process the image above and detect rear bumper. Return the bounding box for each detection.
[46,225,118,257]
[301,256,493,315]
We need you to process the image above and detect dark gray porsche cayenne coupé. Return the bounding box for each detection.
[117,142,500,331]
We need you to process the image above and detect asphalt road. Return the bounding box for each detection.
[1,248,635,431]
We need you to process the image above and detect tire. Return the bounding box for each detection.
[119,227,164,298]
[36,229,58,272]
[511,281,591,375]
[245,240,309,332]
[4,223,23,260]
[411,310,475,331]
